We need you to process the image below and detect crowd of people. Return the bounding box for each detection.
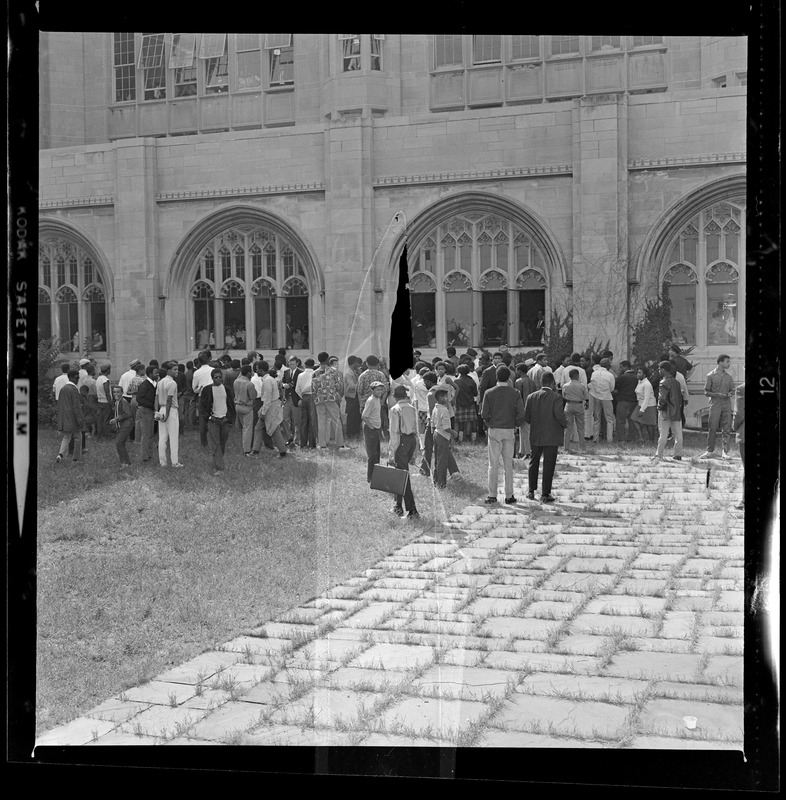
[52,342,744,511]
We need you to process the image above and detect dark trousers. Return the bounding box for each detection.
[96,403,113,439]
[614,400,637,442]
[345,396,362,438]
[529,444,558,496]
[300,395,317,448]
[198,399,209,447]
[433,434,457,488]
[364,424,381,482]
[393,433,418,513]
[420,426,434,475]
[138,405,155,461]
[208,418,231,470]
[115,424,133,464]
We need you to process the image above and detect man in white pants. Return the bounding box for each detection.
[156,361,183,467]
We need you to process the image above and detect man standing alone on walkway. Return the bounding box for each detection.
[481,365,526,505]
[698,354,735,460]
[524,372,568,503]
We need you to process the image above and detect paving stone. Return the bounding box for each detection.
[269,687,378,727]
[375,578,435,590]
[407,619,476,636]
[185,700,267,740]
[542,573,617,592]
[632,553,683,570]
[716,591,744,611]
[627,637,693,654]
[155,650,247,684]
[359,588,421,602]
[651,680,743,705]
[318,627,368,642]
[551,545,638,559]
[524,600,578,620]
[705,579,740,591]
[481,584,532,599]
[290,637,370,666]
[340,601,401,629]
[563,557,628,574]
[485,650,600,674]
[117,705,209,738]
[241,724,356,746]
[492,694,628,739]
[671,595,714,611]
[695,636,743,655]
[481,616,561,640]
[241,681,289,705]
[83,697,151,724]
[277,606,330,624]
[637,697,743,741]
[379,695,489,736]
[628,735,742,750]
[569,614,657,638]
[260,622,317,639]
[465,597,524,616]
[702,655,743,686]
[397,543,461,558]
[517,673,648,702]
[479,730,608,747]
[179,688,233,710]
[659,611,696,639]
[270,667,328,685]
[324,667,412,692]
[508,542,547,555]
[601,652,703,681]
[350,642,436,671]
[414,665,519,700]
[122,680,198,706]
[584,595,666,616]
[673,578,707,591]
[35,716,118,747]
[441,648,486,667]
[553,635,609,656]
[509,639,548,654]
[533,590,586,604]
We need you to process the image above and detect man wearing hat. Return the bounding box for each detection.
[589,357,616,443]
[120,359,144,441]
[361,380,386,483]
[388,384,420,519]
[119,359,142,400]
[77,357,91,385]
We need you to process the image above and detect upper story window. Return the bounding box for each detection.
[113,32,136,102]
[138,33,167,100]
[551,35,580,56]
[632,36,663,47]
[473,35,501,64]
[170,33,197,97]
[236,34,262,90]
[371,34,384,70]
[265,34,294,85]
[200,33,228,94]
[339,34,361,71]
[434,34,463,68]
[591,36,620,51]
[510,35,540,61]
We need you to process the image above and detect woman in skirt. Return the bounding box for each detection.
[453,364,478,443]
[632,365,658,443]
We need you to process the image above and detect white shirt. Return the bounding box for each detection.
[635,378,656,410]
[119,369,135,394]
[192,363,214,395]
[251,373,263,399]
[589,366,616,400]
[95,374,110,403]
[295,367,315,396]
[410,374,429,414]
[260,374,280,415]
[674,370,689,403]
[53,373,70,400]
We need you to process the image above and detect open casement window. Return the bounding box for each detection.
[510,35,540,61]
[170,34,197,97]
[200,34,229,93]
[371,34,384,70]
[113,32,136,102]
[265,34,294,86]
[473,35,501,65]
[236,34,262,90]
[550,35,579,56]
[139,33,167,99]
[434,34,463,68]
[340,34,361,71]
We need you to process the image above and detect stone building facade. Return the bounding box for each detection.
[38,34,746,424]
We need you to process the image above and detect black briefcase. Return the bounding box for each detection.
[370,464,410,495]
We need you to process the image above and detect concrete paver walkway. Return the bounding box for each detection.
[36,454,744,749]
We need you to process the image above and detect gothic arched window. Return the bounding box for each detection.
[39,236,109,353]
[410,212,552,350]
[189,225,311,352]
[661,200,744,349]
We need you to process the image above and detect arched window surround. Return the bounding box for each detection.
[38,219,113,355]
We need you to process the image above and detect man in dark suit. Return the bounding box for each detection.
[524,371,568,503]
[56,369,85,463]
[281,355,303,445]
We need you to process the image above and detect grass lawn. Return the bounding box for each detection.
[35,422,716,735]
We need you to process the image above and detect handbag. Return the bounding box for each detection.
[370,464,410,496]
